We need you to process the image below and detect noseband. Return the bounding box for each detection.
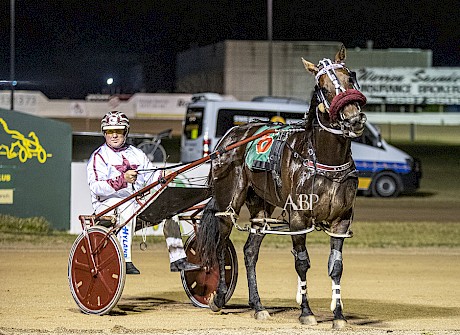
[314,59,367,137]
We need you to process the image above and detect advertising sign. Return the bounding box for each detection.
[0,92,38,114]
[0,109,71,230]
[356,68,460,105]
[135,94,192,119]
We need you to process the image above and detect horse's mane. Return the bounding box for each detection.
[304,92,319,135]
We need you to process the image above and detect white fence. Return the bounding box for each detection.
[366,112,460,125]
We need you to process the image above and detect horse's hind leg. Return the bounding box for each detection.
[292,233,317,325]
[244,190,274,320]
[244,232,268,319]
[329,237,347,329]
[208,165,249,311]
[208,236,230,311]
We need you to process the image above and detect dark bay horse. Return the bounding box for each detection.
[196,45,367,329]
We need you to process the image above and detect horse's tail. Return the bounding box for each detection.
[195,197,221,268]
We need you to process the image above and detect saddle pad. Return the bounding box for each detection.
[245,125,289,171]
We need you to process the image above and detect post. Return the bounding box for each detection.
[10,0,15,111]
[388,123,391,142]
[267,0,273,96]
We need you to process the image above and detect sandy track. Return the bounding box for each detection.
[1,242,459,335]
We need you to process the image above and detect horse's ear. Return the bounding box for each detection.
[335,44,347,63]
[301,58,318,75]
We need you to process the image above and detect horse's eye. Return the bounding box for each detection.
[322,88,334,99]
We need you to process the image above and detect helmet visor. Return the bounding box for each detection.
[102,125,126,131]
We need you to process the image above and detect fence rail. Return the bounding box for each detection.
[366,112,460,126]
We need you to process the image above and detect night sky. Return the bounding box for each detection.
[0,0,458,99]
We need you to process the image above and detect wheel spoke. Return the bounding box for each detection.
[73,259,91,272]
[98,271,115,296]
[82,276,96,301]
[96,250,119,270]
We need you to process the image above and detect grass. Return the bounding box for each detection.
[0,214,52,233]
[0,214,75,247]
[389,141,460,201]
[2,216,459,249]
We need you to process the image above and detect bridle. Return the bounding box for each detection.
[313,58,366,138]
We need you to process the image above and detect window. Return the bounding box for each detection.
[183,107,204,140]
[352,125,381,148]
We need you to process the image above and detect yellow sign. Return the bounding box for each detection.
[0,118,52,163]
[0,189,13,204]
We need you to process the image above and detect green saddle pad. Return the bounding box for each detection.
[245,125,290,171]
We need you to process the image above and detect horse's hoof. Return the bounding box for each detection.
[254,310,270,320]
[332,319,347,329]
[208,293,222,312]
[299,315,317,326]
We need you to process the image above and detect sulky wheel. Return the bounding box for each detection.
[68,226,126,315]
[181,232,238,308]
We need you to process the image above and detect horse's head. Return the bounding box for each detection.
[302,44,367,138]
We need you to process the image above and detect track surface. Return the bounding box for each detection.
[1,242,459,335]
[2,192,460,335]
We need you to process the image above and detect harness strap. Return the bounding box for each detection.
[316,108,344,135]
[315,61,344,82]
[323,229,353,238]
[288,141,352,173]
[306,159,352,172]
[249,225,316,236]
[317,59,346,95]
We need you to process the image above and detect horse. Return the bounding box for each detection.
[195,44,367,329]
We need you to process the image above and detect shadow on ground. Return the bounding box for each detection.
[113,293,460,327]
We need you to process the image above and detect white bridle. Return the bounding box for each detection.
[315,59,347,95]
[314,58,364,138]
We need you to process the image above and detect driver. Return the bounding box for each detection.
[87,110,200,274]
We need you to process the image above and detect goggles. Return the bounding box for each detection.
[104,129,125,135]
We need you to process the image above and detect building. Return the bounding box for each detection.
[175,40,432,100]
[1,40,459,137]
[176,40,460,113]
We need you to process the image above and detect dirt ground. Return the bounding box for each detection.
[1,241,460,335]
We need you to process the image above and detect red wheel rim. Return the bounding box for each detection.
[69,228,124,314]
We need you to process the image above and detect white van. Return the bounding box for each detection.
[181,93,421,197]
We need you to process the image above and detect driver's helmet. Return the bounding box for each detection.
[101,111,130,133]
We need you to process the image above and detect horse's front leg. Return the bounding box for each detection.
[209,237,228,312]
[292,234,317,325]
[244,232,269,320]
[329,236,347,329]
